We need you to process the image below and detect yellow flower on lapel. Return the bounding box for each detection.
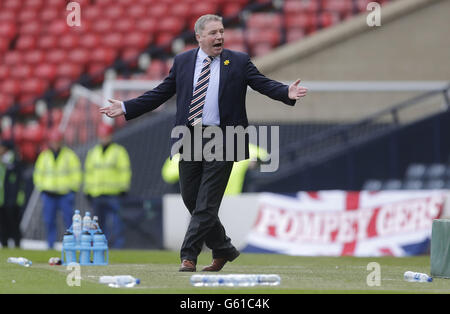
[224,59,230,66]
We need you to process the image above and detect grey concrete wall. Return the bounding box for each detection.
[246,0,450,123]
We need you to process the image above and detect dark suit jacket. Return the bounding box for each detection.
[123,48,296,160]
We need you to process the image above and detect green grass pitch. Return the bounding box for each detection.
[1,248,449,294]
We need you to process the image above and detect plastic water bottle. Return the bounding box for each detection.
[82,211,92,232]
[190,274,281,287]
[404,271,433,282]
[99,275,141,288]
[7,257,32,267]
[79,231,92,265]
[92,216,100,231]
[62,231,77,264]
[93,231,107,264]
[72,209,82,245]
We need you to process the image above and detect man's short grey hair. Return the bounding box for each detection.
[194,14,223,34]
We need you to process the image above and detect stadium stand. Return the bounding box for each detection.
[0,0,395,164]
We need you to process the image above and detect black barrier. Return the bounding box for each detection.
[120,197,163,249]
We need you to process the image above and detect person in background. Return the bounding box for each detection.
[33,131,82,249]
[162,143,268,196]
[84,123,131,248]
[0,140,25,248]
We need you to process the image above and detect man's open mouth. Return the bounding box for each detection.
[213,43,223,48]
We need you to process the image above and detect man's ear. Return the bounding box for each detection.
[195,33,200,43]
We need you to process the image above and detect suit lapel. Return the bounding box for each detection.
[218,49,230,102]
[186,48,199,102]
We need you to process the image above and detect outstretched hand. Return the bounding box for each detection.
[288,79,308,100]
[99,99,125,118]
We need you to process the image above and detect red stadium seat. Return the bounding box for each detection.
[104,6,125,20]
[46,49,67,65]
[1,79,21,97]
[21,78,48,95]
[90,48,117,65]
[3,0,22,13]
[15,35,37,51]
[11,64,33,80]
[158,17,185,35]
[247,13,282,30]
[221,2,244,17]
[83,6,102,21]
[0,22,17,40]
[57,63,83,80]
[127,5,148,19]
[0,38,9,53]
[114,18,134,34]
[87,63,107,84]
[19,20,42,36]
[46,0,67,10]
[3,51,23,66]
[91,19,114,34]
[102,33,124,50]
[0,11,16,23]
[46,20,69,36]
[321,0,353,16]
[123,32,152,50]
[0,65,10,81]
[285,13,317,33]
[68,48,90,66]
[53,77,72,98]
[136,19,157,34]
[24,0,45,10]
[190,2,219,20]
[79,33,101,50]
[0,94,14,113]
[284,0,320,13]
[246,29,281,48]
[224,28,245,46]
[147,3,169,18]
[19,141,38,163]
[38,35,58,50]
[121,48,140,68]
[17,8,39,24]
[23,50,45,65]
[34,63,57,82]
[155,33,174,47]
[171,3,191,19]
[319,11,340,28]
[59,33,80,51]
[22,121,45,143]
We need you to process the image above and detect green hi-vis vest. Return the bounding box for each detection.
[83,143,131,197]
[33,147,82,195]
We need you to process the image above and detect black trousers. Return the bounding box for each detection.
[178,159,237,263]
[0,205,22,247]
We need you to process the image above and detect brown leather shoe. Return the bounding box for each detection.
[179,259,196,272]
[202,251,240,272]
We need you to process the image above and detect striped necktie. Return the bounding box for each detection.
[188,56,214,126]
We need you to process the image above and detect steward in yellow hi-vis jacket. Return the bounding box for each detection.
[84,123,131,248]
[162,143,268,196]
[33,130,81,249]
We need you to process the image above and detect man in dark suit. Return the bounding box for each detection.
[101,14,308,272]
